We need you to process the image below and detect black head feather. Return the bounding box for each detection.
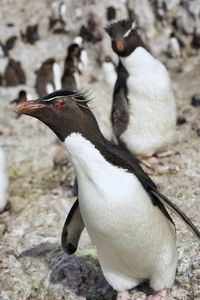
[105,19,146,57]
[105,19,133,38]
[40,89,91,107]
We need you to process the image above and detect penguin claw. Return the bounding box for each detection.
[156,149,176,158]
[146,289,166,300]
[141,156,159,168]
[117,291,131,300]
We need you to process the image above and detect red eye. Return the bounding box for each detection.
[53,101,63,110]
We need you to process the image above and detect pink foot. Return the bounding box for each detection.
[117,290,131,300]
[141,156,159,168]
[146,289,167,300]
[156,149,175,158]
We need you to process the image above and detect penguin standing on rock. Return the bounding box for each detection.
[16,90,200,300]
[106,20,177,166]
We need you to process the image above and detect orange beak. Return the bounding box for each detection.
[15,100,45,115]
[115,39,124,51]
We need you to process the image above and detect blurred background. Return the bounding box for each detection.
[0,1,199,299]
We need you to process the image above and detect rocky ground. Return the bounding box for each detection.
[0,1,200,300]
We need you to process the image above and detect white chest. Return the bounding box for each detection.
[64,133,151,227]
[119,47,176,156]
[64,133,176,290]
[0,148,8,212]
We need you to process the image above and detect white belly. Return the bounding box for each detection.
[0,148,8,212]
[120,47,176,157]
[64,133,177,291]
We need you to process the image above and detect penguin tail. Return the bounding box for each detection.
[150,188,200,241]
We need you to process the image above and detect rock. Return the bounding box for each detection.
[177,115,187,126]
[106,6,117,21]
[168,35,181,58]
[0,223,7,237]
[191,94,200,107]
[10,196,30,213]
[53,145,68,168]
[196,128,200,137]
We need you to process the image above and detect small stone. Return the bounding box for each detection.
[10,196,30,213]
[191,94,200,107]
[177,115,187,125]
[192,33,200,48]
[196,128,200,137]
[0,223,7,237]
[107,6,116,21]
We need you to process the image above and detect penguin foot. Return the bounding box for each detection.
[141,156,159,168]
[146,289,166,300]
[156,149,175,158]
[117,291,131,300]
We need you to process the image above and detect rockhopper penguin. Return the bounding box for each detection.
[106,20,176,162]
[35,58,61,98]
[16,90,200,300]
[61,44,81,91]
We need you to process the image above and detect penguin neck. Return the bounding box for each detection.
[120,46,151,74]
[63,132,111,180]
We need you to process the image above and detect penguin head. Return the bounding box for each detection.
[18,90,27,101]
[42,58,55,69]
[105,19,144,57]
[15,90,98,142]
[67,44,81,58]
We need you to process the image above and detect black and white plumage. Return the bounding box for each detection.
[35,58,61,97]
[61,44,81,91]
[106,19,176,158]
[62,38,88,91]
[100,56,117,141]
[0,148,8,212]
[16,90,200,300]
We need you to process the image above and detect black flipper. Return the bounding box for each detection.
[112,60,129,139]
[61,199,85,254]
[150,188,200,241]
[112,88,129,139]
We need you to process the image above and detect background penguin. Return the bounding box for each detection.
[10,90,27,105]
[106,19,177,166]
[61,43,82,90]
[16,90,200,300]
[35,58,61,97]
[100,55,117,141]
[10,90,29,119]
[21,24,39,45]
[49,1,67,34]
[4,58,26,86]
[0,36,17,57]
[80,12,105,43]
[0,147,9,213]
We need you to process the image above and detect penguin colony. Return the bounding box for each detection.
[2,3,199,300]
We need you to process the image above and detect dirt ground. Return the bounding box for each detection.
[0,1,200,300]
